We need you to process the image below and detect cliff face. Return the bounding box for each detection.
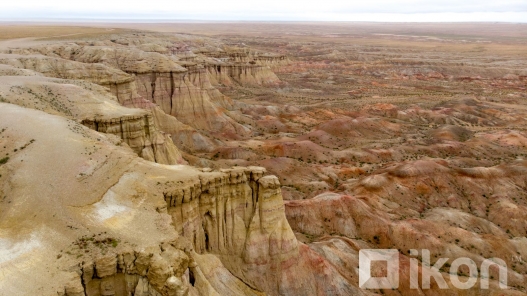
[20,44,252,139]
[133,70,251,137]
[252,53,290,68]
[201,49,252,63]
[0,52,146,115]
[1,36,350,295]
[81,113,184,165]
[72,63,221,153]
[200,49,288,66]
[0,76,185,165]
[164,167,297,256]
[107,79,143,107]
[0,51,190,163]
[161,167,362,296]
[4,39,285,146]
[71,243,266,296]
[54,164,327,296]
[66,245,191,296]
[199,49,285,86]
[205,64,280,87]
[0,103,349,296]
[182,63,234,110]
[59,167,324,296]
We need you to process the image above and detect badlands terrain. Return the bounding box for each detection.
[0,22,526,295]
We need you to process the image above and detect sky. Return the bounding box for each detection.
[1,0,526,22]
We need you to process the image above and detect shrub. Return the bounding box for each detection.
[0,157,8,165]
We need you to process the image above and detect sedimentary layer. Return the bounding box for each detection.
[0,76,185,164]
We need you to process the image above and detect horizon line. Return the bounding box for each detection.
[1,19,527,24]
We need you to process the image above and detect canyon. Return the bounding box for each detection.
[0,22,526,295]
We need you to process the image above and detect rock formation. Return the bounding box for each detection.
[0,53,133,85]
[0,75,185,165]
[3,23,526,295]
[0,102,362,296]
[5,40,273,149]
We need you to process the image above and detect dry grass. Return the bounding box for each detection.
[105,22,527,39]
[100,22,527,58]
[0,25,126,40]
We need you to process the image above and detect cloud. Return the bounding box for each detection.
[328,1,527,14]
[1,0,526,21]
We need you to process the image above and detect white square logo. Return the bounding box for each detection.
[359,249,399,289]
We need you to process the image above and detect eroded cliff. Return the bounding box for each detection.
[0,102,358,296]
[0,76,185,165]
[5,38,281,141]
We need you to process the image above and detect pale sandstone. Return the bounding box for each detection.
[0,103,350,296]
[0,76,185,165]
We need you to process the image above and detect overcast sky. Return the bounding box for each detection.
[1,0,526,22]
